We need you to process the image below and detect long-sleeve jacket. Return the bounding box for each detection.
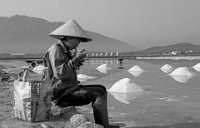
[44,41,80,102]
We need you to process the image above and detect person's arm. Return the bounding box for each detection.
[71,49,86,69]
[49,46,76,80]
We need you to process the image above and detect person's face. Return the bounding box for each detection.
[63,37,80,50]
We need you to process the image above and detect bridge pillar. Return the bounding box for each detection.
[118,57,124,69]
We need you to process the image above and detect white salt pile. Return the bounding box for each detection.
[160,64,173,74]
[170,75,192,83]
[193,63,200,68]
[192,63,200,72]
[128,65,144,77]
[108,78,143,93]
[77,74,96,82]
[96,64,111,74]
[128,65,144,72]
[169,67,193,83]
[32,64,47,74]
[193,67,200,72]
[169,67,192,76]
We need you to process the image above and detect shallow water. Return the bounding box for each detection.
[1,59,200,127]
[80,59,200,127]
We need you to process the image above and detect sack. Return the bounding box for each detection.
[12,66,52,122]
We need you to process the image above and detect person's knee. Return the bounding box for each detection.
[95,84,107,92]
[95,85,107,95]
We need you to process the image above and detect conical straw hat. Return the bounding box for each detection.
[49,19,92,42]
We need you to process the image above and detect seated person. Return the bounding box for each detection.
[44,19,119,128]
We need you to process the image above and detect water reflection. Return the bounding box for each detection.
[109,92,141,104]
[129,70,144,77]
[157,97,179,102]
[90,59,118,65]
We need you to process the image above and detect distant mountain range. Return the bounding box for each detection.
[135,42,200,54]
[0,15,136,54]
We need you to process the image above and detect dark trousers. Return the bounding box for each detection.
[56,84,107,107]
[56,84,109,126]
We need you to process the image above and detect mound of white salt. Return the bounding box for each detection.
[193,67,200,72]
[160,64,173,74]
[32,64,47,74]
[170,75,192,83]
[96,64,111,74]
[108,78,143,93]
[77,74,96,82]
[128,65,144,72]
[169,67,192,76]
[193,63,200,68]
[192,63,200,72]
[128,65,144,77]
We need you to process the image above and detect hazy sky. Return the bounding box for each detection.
[0,0,200,48]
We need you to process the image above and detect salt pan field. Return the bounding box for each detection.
[1,59,200,127]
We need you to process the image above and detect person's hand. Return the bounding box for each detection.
[75,49,86,59]
[72,49,87,67]
[77,58,85,67]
